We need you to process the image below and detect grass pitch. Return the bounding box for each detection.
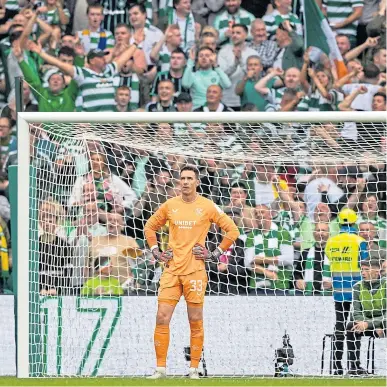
[0,377,385,386]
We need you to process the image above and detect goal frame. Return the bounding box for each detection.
[15,111,387,377]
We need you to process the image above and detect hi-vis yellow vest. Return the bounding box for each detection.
[325,233,365,274]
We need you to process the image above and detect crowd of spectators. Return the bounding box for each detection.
[0,0,385,296]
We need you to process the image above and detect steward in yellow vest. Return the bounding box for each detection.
[324,208,369,375]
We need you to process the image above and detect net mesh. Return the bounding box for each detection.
[23,118,387,377]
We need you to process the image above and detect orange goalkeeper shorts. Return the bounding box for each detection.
[158,270,208,304]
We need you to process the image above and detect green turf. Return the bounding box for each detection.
[0,377,385,386]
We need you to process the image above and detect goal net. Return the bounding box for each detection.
[14,111,387,377]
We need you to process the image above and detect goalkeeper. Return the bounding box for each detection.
[144,165,239,379]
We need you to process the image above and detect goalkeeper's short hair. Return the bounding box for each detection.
[180,165,200,179]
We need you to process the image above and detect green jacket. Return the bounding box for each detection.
[19,60,78,112]
[281,31,304,71]
[352,277,386,329]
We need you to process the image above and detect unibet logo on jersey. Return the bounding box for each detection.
[174,220,197,229]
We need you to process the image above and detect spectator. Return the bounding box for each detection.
[366,0,386,48]
[243,204,294,293]
[116,31,144,110]
[318,165,366,217]
[263,0,302,40]
[150,25,182,73]
[293,222,332,294]
[0,117,16,171]
[300,202,340,252]
[15,44,78,112]
[175,92,193,112]
[190,0,224,26]
[68,200,108,241]
[212,0,255,46]
[151,48,188,102]
[165,0,200,53]
[337,87,386,146]
[346,59,364,83]
[114,85,131,112]
[130,167,172,239]
[303,165,344,219]
[273,20,303,71]
[147,79,176,111]
[217,23,256,110]
[346,258,386,376]
[88,212,140,285]
[336,34,351,57]
[358,194,387,246]
[235,55,268,111]
[343,36,380,63]
[31,42,139,112]
[271,175,305,250]
[113,23,147,75]
[358,221,380,252]
[41,46,76,87]
[300,54,342,112]
[128,4,164,66]
[39,199,72,296]
[340,64,384,111]
[81,256,124,296]
[247,19,279,71]
[38,0,70,51]
[68,149,137,212]
[76,4,115,54]
[223,181,254,229]
[322,0,363,47]
[372,47,386,72]
[194,84,233,112]
[245,162,288,207]
[100,0,133,33]
[173,92,195,136]
[277,87,306,112]
[206,208,248,295]
[210,167,234,205]
[182,46,231,109]
[199,31,218,52]
[255,67,310,112]
[5,13,51,92]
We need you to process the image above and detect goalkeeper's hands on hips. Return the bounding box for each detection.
[152,247,173,265]
[192,243,222,262]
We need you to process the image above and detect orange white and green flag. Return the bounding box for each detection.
[302,0,348,79]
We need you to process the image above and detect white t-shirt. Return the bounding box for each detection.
[254,180,275,205]
[342,83,380,111]
[130,25,164,65]
[304,177,344,219]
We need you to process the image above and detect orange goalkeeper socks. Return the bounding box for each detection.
[189,320,204,368]
[154,324,170,367]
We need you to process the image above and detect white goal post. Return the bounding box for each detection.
[15,111,387,378]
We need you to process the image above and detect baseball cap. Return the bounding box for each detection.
[176,93,192,103]
[337,165,361,179]
[87,49,109,61]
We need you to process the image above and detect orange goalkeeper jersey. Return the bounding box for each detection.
[144,195,240,275]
